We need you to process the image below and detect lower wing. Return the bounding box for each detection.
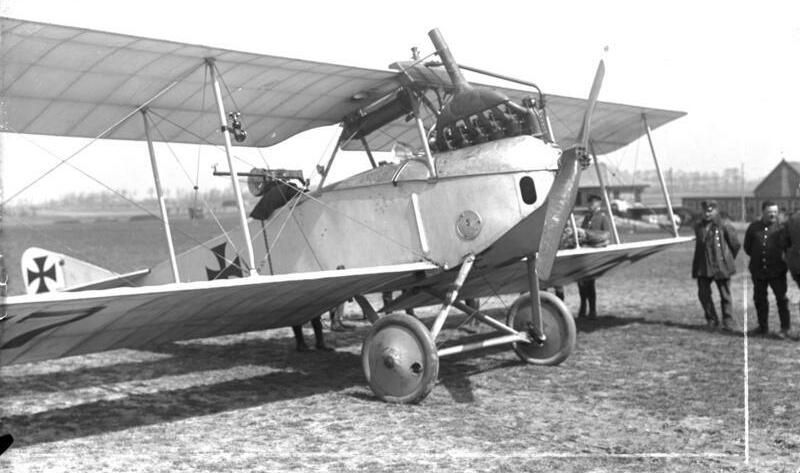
[0,262,437,365]
[382,237,693,310]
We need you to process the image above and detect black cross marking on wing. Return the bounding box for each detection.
[205,242,243,280]
[27,256,57,294]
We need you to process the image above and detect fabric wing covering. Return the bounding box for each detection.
[350,63,686,155]
[0,17,401,147]
[0,262,436,365]
[379,237,693,311]
[1,17,684,154]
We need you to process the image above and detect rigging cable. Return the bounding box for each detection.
[146,109,261,170]
[8,129,248,278]
[149,117,242,257]
[212,62,242,114]
[0,62,205,208]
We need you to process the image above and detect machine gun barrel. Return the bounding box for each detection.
[213,168,304,181]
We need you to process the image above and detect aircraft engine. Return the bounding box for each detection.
[427,29,542,152]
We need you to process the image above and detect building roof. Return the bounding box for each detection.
[754,159,800,197]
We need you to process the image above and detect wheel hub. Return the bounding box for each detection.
[382,348,401,369]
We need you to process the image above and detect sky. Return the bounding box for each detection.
[1,0,799,204]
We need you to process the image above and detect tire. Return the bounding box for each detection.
[361,313,439,404]
[506,292,576,365]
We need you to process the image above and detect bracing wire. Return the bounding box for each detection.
[213,62,242,114]
[478,271,514,312]
[149,117,242,257]
[256,147,271,171]
[6,52,452,292]
[10,126,249,278]
[264,191,304,252]
[146,109,260,170]
[310,126,348,186]
[0,62,204,208]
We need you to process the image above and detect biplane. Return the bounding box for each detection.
[0,17,691,403]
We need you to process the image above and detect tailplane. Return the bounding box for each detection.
[20,247,148,295]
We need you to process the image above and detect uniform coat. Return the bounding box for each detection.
[783,212,800,277]
[744,218,791,332]
[743,220,787,279]
[580,209,611,247]
[692,217,740,280]
[577,207,611,317]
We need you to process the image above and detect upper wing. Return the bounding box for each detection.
[0,262,437,366]
[0,16,401,147]
[542,95,685,156]
[2,17,684,154]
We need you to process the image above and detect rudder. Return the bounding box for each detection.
[21,247,118,294]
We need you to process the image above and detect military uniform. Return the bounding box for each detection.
[692,216,740,326]
[743,219,790,333]
[292,316,333,352]
[577,208,611,318]
[784,211,800,281]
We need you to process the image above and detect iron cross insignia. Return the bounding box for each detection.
[205,242,244,280]
[27,256,57,294]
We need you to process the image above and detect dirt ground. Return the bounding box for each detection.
[1,222,798,472]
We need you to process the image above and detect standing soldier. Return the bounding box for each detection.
[691,200,741,330]
[744,201,791,338]
[292,317,333,352]
[782,206,800,340]
[577,195,611,319]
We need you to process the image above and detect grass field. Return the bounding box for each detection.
[1,218,798,472]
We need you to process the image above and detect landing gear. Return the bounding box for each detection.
[507,292,575,365]
[360,252,577,404]
[361,313,439,404]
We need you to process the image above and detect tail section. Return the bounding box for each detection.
[21,247,148,295]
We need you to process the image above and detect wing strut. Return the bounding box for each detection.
[318,126,345,189]
[207,58,258,276]
[643,113,680,237]
[589,141,620,245]
[409,92,437,179]
[569,213,582,248]
[141,109,180,282]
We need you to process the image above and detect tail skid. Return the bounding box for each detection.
[20,247,149,295]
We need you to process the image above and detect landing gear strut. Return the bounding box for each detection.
[359,253,576,403]
[361,254,475,404]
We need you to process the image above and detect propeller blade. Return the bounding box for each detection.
[577,60,605,148]
[536,148,583,280]
[536,60,605,280]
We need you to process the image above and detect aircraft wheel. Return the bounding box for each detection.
[507,292,576,365]
[361,313,438,404]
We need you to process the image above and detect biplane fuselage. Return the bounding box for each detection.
[142,135,557,285]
